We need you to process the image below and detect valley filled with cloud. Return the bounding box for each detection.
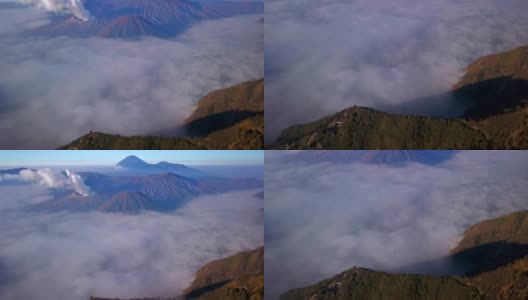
[0,154,264,299]
[264,151,528,299]
[265,0,528,143]
[0,0,263,148]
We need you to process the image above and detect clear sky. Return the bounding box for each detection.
[0,151,264,166]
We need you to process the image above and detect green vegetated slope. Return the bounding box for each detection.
[59,132,207,150]
[90,247,264,300]
[272,46,528,150]
[280,211,528,300]
[280,267,481,300]
[59,79,264,150]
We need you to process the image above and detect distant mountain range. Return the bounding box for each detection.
[31,0,263,39]
[3,156,262,213]
[59,79,264,150]
[279,150,456,166]
[271,46,528,150]
[91,246,264,300]
[280,210,528,300]
[116,155,205,177]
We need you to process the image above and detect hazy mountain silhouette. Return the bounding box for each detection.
[116,155,205,177]
[281,150,456,166]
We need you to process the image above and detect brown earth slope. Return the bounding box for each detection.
[184,246,264,300]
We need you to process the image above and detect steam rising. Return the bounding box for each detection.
[19,0,91,20]
[1,168,92,196]
[264,151,528,299]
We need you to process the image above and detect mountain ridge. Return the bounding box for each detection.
[280,211,528,300]
[32,0,263,39]
[59,79,264,150]
[271,46,528,150]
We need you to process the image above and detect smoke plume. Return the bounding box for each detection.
[19,0,91,20]
[1,168,92,196]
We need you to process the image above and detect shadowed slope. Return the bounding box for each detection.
[59,80,264,150]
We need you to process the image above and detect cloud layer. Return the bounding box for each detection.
[264,0,528,143]
[0,188,263,300]
[0,6,263,148]
[264,151,528,299]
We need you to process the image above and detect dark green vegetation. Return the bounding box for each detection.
[59,79,264,150]
[280,211,528,300]
[272,46,528,150]
[280,267,481,300]
[90,247,264,300]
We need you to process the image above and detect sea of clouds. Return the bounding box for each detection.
[265,0,528,143]
[264,151,528,299]
[0,176,263,299]
[0,0,263,148]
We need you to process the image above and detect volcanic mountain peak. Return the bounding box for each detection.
[35,0,263,39]
[98,15,161,38]
[100,190,160,212]
[116,155,150,168]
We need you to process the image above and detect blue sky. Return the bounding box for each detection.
[0,151,263,166]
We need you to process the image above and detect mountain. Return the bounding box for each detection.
[32,0,263,39]
[58,79,264,150]
[281,150,456,165]
[185,79,264,136]
[183,246,264,300]
[280,211,528,300]
[280,267,480,300]
[271,46,528,150]
[117,155,151,169]
[91,246,264,300]
[58,132,207,150]
[453,46,528,119]
[98,16,162,38]
[29,171,262,213]
[116,155,205,177]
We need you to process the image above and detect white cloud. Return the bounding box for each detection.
[264,151,528,299]
[4,168,92,196]
[0,189,263,300]
[264,0,528,143]
[0,8,263,148]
